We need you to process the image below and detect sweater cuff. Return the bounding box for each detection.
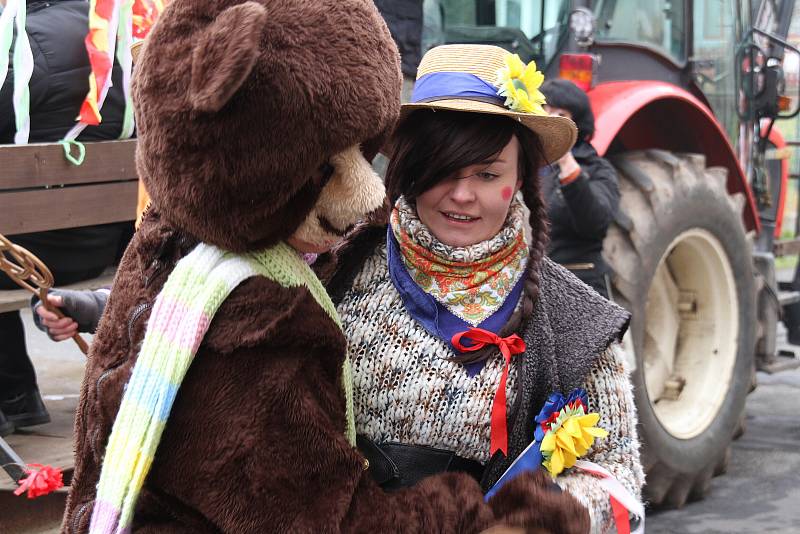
[559,166,581,185]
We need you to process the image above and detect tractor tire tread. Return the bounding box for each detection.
[603,151,755,510]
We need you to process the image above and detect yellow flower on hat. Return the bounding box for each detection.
[540,411,609,477]
[495,53,547,115]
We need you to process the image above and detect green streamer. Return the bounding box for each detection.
[60,139,86,166]
[116,0,135,139]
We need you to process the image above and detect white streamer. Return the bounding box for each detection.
[11,0,32,144]
[0,1,18,90]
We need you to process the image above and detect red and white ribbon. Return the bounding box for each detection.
[574,460,644,534]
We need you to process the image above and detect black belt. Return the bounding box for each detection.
[357,435,485,491]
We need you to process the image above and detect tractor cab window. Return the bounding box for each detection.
[593,0,688,62]
[692,0,739,144]
[427,0,571,64]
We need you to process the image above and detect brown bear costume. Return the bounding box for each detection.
[63,0,590,532]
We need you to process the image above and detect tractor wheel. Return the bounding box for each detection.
[603,150,756,509]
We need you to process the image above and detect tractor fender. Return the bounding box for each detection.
[587,80,760,233]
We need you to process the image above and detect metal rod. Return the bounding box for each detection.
[0,233,89,354]
[0,436,26,483]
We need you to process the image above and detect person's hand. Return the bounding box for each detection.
[35,294,79,341]
[31,288,108,340]
[556,150,580,182]
[545,105,580,183]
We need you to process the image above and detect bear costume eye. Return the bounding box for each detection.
[317,214,352,238]
[315,162,336,188]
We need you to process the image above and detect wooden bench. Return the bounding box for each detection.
[0,139,138,235]
[0,139,138,488]
[0,139,138,311]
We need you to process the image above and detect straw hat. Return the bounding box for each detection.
[131,40,145,63]
[401,44,577,163]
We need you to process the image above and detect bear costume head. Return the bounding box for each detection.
[132,0,400,253]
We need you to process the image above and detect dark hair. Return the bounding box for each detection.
[540,79,595,141]
[385,109,549,363]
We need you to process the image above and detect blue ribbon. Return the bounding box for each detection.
[533,389,589,443]
[386,227,524,376]
[411,72,505,106]
[485,388,589,500]
[484,438,544,500]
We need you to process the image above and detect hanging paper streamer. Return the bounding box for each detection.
[64,0,165,142]
[132,0,163,39]
[62,0,122,143]
[82,0,121,127]
[0,1,18,88]
[120,0,166,138]
[116,0,135,139]
[11,0,32,144]
[0,0,34,144]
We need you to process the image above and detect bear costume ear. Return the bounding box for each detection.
[189,2,267,113]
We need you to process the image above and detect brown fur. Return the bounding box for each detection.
[133,0,401,252]
[489,471,590,534]
[63,0,591,531]
[188,3,267,113]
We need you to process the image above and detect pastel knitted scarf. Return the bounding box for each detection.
[89,241,355,534]
[390,195,528,326]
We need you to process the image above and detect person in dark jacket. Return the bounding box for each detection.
[540,79,620,298]
[0,0,131,436]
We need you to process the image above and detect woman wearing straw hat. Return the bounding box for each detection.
[326,44,644,533]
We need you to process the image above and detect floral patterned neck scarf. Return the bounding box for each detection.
[389,195,529,326]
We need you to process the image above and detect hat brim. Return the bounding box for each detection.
[400,99,577,164]
[131,41,144,64]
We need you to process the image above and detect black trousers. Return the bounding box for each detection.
[0,224,131,396]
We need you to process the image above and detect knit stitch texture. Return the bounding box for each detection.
[555,344,644,533]
[343,244,519,463]
[338,244,643,533]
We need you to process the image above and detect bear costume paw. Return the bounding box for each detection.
[487,470,590,534]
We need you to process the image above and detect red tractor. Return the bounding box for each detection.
[381,0,800,508]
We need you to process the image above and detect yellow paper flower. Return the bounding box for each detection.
[540,412,608,477]
[495,53,547,115]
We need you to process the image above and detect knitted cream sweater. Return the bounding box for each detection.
[337,244,644,533]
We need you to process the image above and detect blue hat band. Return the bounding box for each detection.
[411,72,505,106]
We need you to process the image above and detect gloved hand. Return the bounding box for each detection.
[487,470,590,534]
[31,289,109,340]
